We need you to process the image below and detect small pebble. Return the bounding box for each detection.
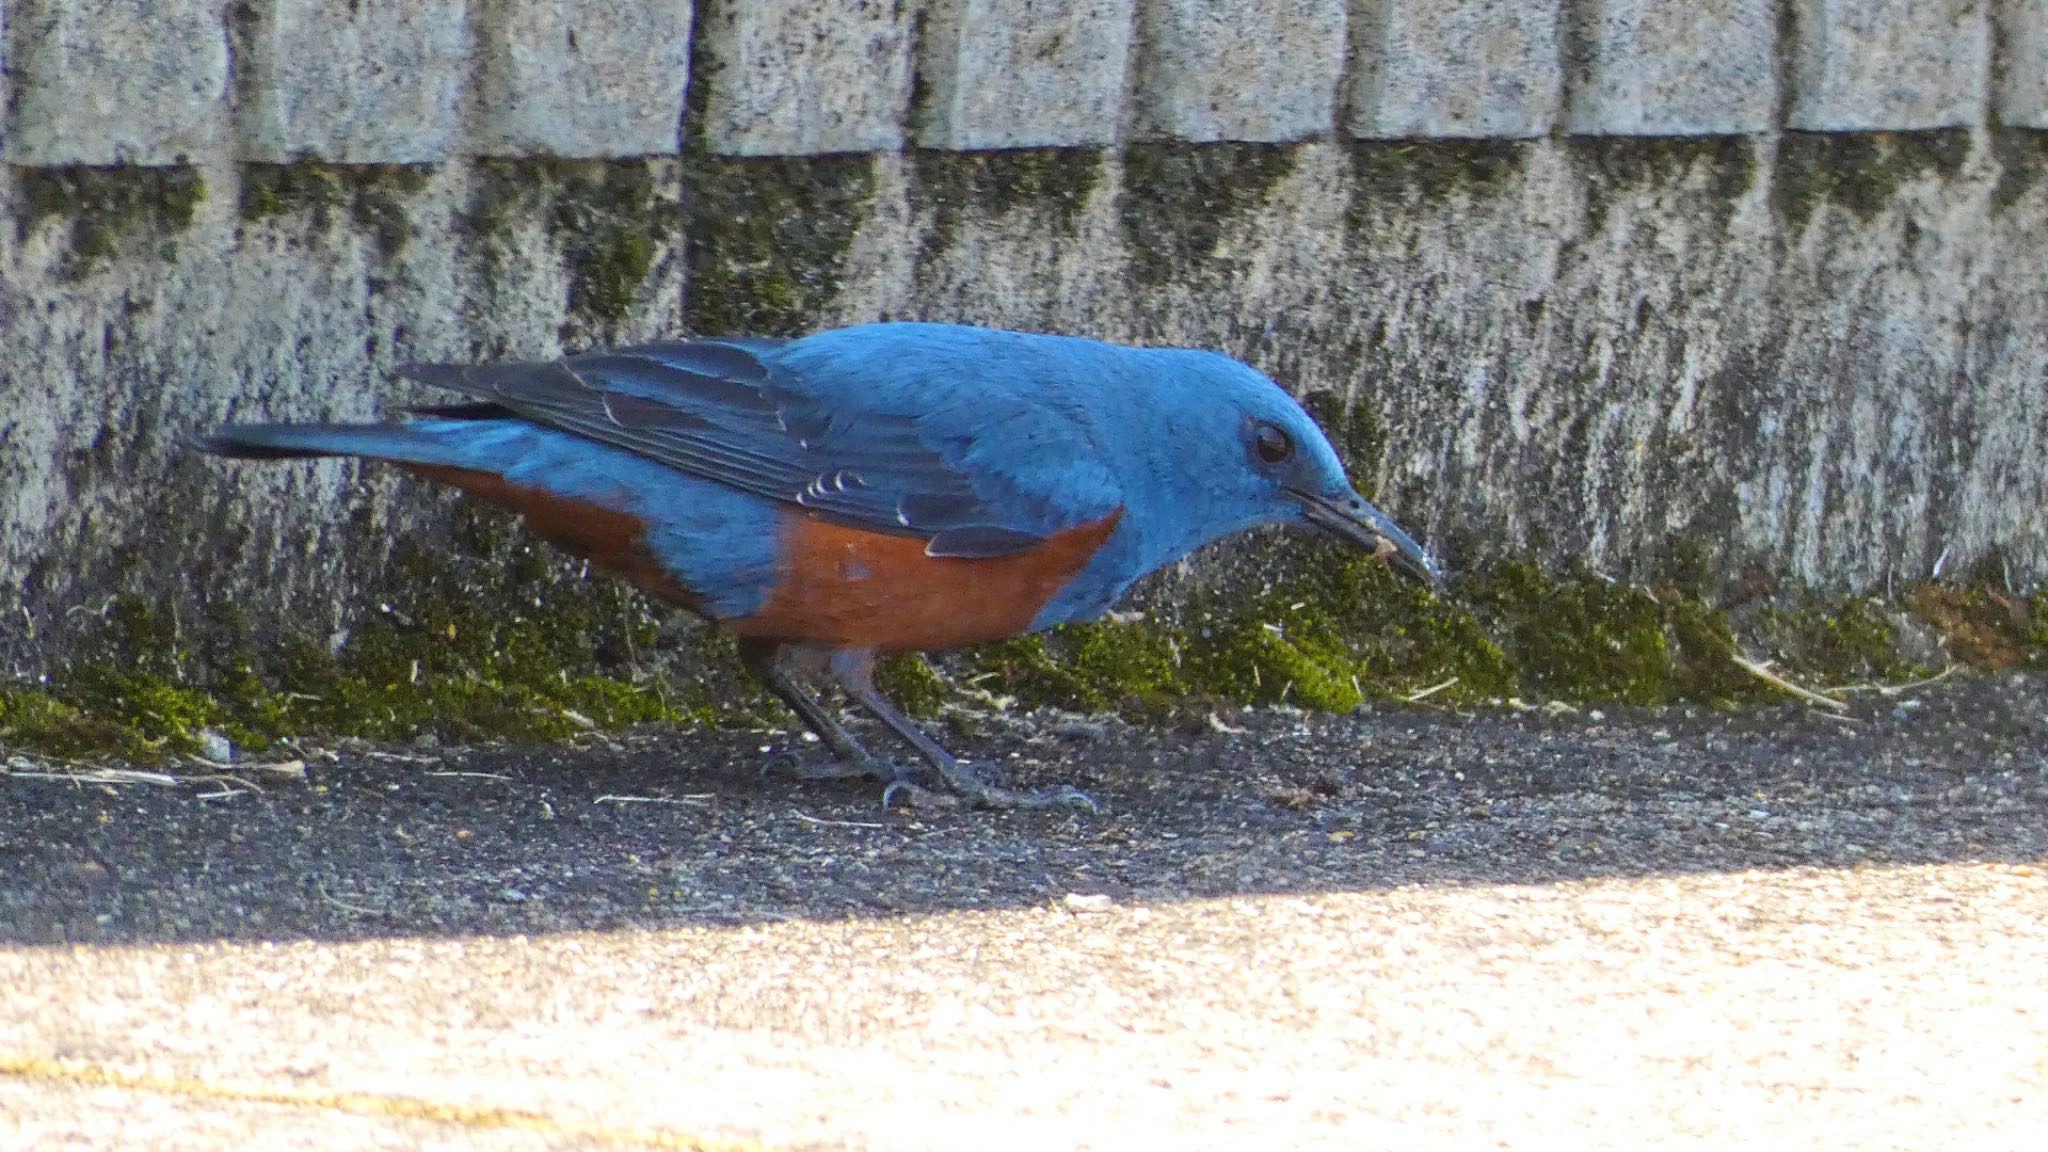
[1063,892,1115,913]
[197,730,234,764]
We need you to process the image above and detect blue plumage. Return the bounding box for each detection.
[202,321,1440,809]
[207,419,785,619]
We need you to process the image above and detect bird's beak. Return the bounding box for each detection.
[1291,488,1445,589]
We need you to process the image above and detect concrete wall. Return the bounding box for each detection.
[1,0,2044,670]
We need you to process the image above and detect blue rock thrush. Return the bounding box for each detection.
[201,322,1441,808]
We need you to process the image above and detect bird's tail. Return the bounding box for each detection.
[196,422,463,465]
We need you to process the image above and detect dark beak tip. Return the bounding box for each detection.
[1390,551,1448,592]
[1292,487,1445,590]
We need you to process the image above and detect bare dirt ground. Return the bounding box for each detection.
[2,672,2044,1149]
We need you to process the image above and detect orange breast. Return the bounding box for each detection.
[730,510,1123,651]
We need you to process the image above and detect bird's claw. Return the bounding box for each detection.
[879,779,960,810]
[1045,785,1101,813]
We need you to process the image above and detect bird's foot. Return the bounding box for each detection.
[880,771,1098,812]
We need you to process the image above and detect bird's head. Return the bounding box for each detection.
[1134,349,1444,589]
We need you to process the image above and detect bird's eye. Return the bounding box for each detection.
[1253,422,1294,466]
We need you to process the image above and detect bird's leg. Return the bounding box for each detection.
[736,638,899,782]
[826,649,1096,812]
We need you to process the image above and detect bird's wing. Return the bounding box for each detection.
[399,338,1116,559]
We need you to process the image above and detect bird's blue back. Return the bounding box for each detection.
[765,324,1331,624]
[217,323,1349,634]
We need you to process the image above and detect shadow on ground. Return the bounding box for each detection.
[3,671,2043,946]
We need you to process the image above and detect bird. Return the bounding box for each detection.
[200,322,1442,808]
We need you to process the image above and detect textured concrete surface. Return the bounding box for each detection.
[1996,0,2048,126]
[0,0,2032,163]
[2,672,2046,1148]
[915,0,1134,149]
[1347,1,1561,139]
[696,0,916,155]
[1565,0,1779,135]
[1133,0,1347,142]
[235,0,468,164]
[473,0,695,158]
[0,1078,588,1152]
[869,137,2048,591]
[1,0,229,165]
[5,866,2044,1149]
[1788,0,1990,130]
[0,2,2045,665]
[4,135,2048,668]
[0,157,690,672]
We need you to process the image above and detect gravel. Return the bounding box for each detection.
[1,671,2043,1148]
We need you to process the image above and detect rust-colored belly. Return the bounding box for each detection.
[730,510,1122,651]
[399,463,702,611]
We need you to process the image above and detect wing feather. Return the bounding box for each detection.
[397,337,1103,553]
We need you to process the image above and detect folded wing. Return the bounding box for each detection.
[400,338,1117,560]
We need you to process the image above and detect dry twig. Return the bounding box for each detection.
[1731,655,1849,712]
[1405,677,1460,703]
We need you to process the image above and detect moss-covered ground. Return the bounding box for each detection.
[5,137,2037,764]
[3,519,2040,765]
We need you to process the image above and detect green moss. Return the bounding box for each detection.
[13,165,207,277]
[238,162,345,223]
[909,147,1105,269]
[1767,596,1915,681]
[1,687,156,762]
[0,505,762,763]
[1189,617,1365,711]
[1569,136,1757,234]
[468,158,683,341]
[1772,129,1971,228]
[681,154,875,337]
[1993,129,2048,213]
[873,654,952,719]
[2030,596,2048,667]
[0,597,259,760]
[962,552,1765,716]
[1120,141,1300,289]
[970,619,1189,716]
[1461,561,1669,703]
[6,510,2042,764]
[1661,593,1762,701]
[574,228,656,324]
[237,162,433,259]
[952,549,1513,718]
[1348,138,1531,211]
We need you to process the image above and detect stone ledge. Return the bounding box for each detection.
[2,0,229,167]
[1132,0,1346,143]
[695,0,915,156]
[1348,2,1561,140]
[1788,0,1989,131]
[914,0,1134,150]
[234,0,466,165]
[473,0,695,159]
[1564,0,1778,136]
